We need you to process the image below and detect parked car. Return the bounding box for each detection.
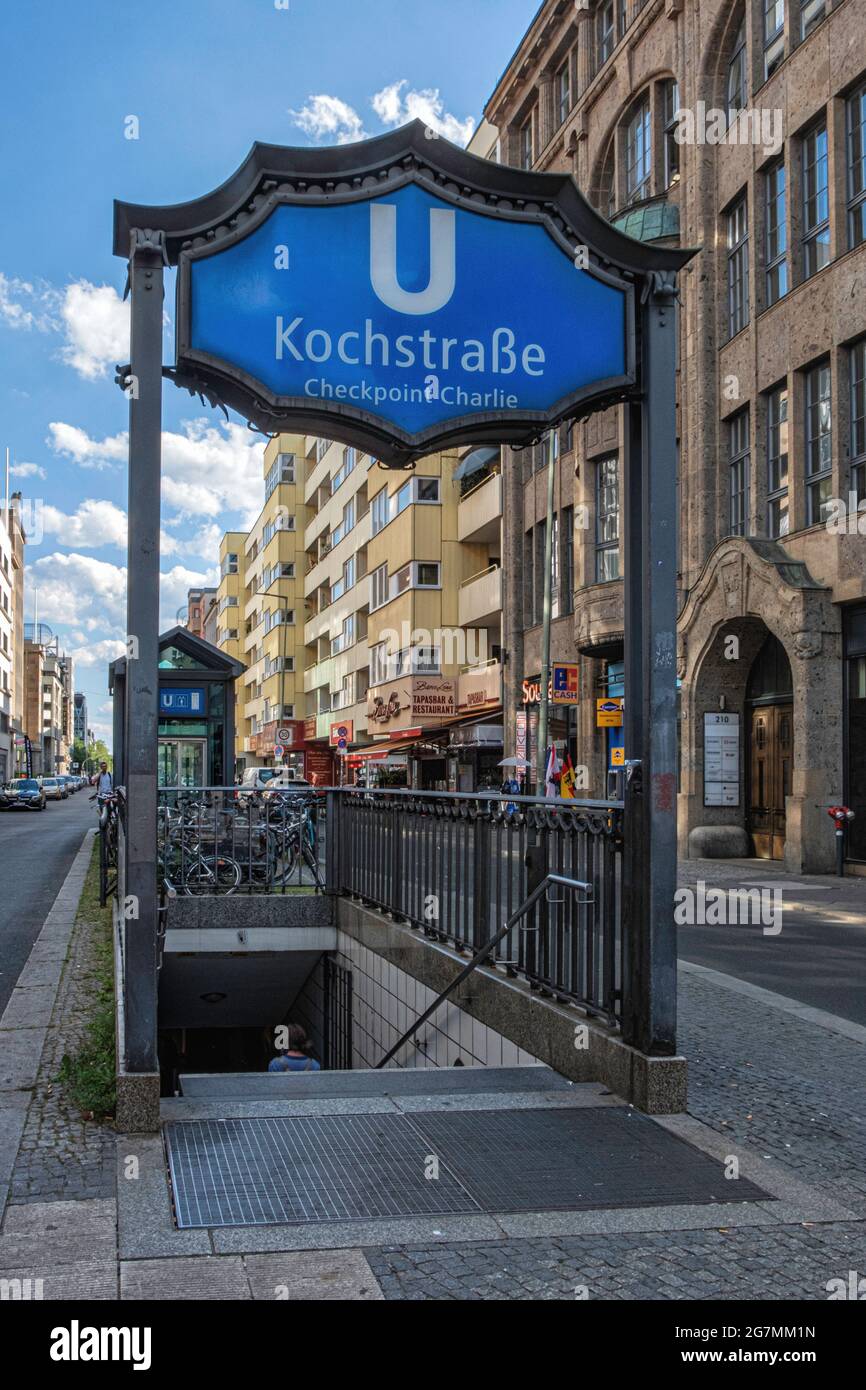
[6,778,46,810]
[42,777,68,801]
[236,767,281,797]
[0,784,17,811]
[262,773,314,802]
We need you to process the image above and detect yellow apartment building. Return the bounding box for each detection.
[302,437,505,790]
[216,434,308,777]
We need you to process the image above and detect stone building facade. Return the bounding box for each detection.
[483,0,866,872]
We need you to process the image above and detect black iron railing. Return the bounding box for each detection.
[376,871,594,1066]
[331,788,623,1026]
[98,796,119,907]
[155,786,327,894]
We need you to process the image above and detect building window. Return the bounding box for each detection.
[597,1,615,67]
[850,341,866,504]
[562,505,574,616]
[765,160,788,306]
[805,361,832,525]
[728,409,750,536]
[370,488,389,536]
[766,386,789,537]
[416,477,440,503]
[727,195,749,338]
[625,98,651,204]
[847,84,866,251]
[369,562,388,611]
[727,17,747,122]
[800,0,826,42]
[331,446,357,493]
[370,642,388,687]
[596,455,620,582]
[221,552,238,576]
[763,0,785,79]
[519,115,534,169]
[523,529,534,627]
[557,57,571,127]
[534,519,546,625]
[265,452,295,500]
[802,123,830,278]
[416,562,441,587]
[663,80,680,187]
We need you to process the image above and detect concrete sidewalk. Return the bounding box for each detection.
[1,848,864,1301]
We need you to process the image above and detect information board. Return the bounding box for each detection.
[703,712,740,807]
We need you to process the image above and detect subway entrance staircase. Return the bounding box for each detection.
[161,1066,771,1232]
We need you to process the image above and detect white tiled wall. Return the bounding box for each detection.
[334,932,543,1071]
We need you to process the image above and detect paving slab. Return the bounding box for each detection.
[243,1249,384,1300]
[0,985,59,1030]
[120,1255,250,1300]
[211,1213,505,1253]
[0,1028,47,1092]
[0,1261,117,1299]
[0,1198,116,1265]
[116,1136,209,1260]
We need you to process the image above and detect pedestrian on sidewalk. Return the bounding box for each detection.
[268,1023,321,1073]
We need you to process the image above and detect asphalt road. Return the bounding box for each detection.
[0,790,93,1015]
[676,870,866,1026]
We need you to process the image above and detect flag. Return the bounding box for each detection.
[544,746,561,798]
[560,752,576,798]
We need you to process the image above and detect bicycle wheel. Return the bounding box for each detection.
[183,856,241,895]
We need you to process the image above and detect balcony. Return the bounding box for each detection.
[458,564,502,629]
[457,471,502,544]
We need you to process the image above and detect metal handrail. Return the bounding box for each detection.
[374,872,593,1069]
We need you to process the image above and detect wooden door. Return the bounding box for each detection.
[749,704,793,860]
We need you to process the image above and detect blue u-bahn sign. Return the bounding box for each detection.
[115,121,689,463]
[183,181,627,443]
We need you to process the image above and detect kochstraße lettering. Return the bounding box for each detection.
[276,317,545,376]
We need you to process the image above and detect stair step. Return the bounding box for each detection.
[179,1065,570,1101]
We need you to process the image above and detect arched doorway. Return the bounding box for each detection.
[746,634,793,860]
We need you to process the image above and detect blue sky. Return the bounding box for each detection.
[0,0,536,743]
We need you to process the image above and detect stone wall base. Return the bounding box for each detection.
[337,899,687,1114]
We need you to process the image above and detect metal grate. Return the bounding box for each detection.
[415,1108,770,1213]
[166,1106,770,1229]
[166,1114,478,1228]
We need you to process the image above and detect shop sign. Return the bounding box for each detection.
[596,697,623,727]
[552,664,579,705]
[515,712,527,762]
[367,678,455,731]
[457,661,502,713]
[304,716,318,741]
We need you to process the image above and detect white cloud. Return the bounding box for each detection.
[48,417,266,523]
[0,273,57,331]
[371,81,475,145]
[289,94,368,145]
[40,499,128,549]
[47,421,126,470]
[58,281,130,380]
[69,638,128,669]
[9,461,46,479]
[32,552,128,630]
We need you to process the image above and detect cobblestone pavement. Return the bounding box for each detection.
[366,1222,866,1301]
[366,967,866,1300]
[9,888,116,1205]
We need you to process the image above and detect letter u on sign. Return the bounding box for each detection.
[370,203,456,314]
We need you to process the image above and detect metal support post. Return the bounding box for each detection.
[123,228,165,1072]
[622,271,679,1055]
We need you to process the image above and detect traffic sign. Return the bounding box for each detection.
[276,727,291,744]
[273,745,283,760]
